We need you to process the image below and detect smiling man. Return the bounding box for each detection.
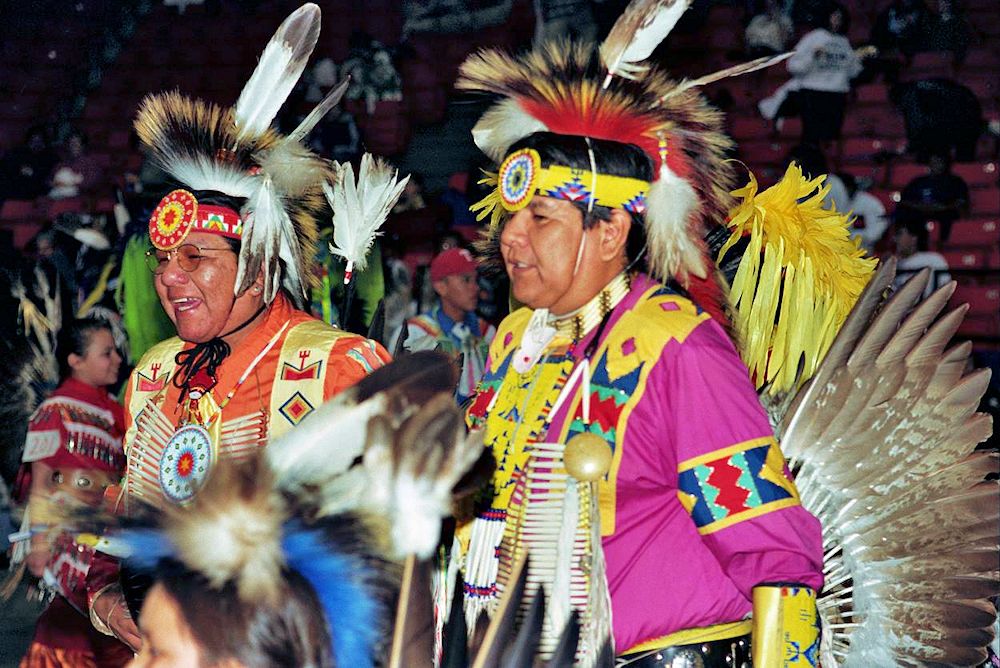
[84,5,395,651]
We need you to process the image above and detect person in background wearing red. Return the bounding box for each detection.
[14,318,131,667]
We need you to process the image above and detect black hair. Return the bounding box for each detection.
[155,560,335,668]
[505,132,654,268]
[896,219,930,251]
[824,2,850,33]
[56,317,114,382]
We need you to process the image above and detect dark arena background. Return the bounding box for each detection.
[0,0,997,661]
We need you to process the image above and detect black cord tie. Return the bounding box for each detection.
[173,301,268,405]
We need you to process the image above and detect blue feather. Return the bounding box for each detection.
[282,521,382,668]
[116,528,177,568]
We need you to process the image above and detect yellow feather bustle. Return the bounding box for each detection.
[719,163,877,394]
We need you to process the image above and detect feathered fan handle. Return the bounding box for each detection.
[324,155,410,284]
[599,0,691,87]
[287,77,351,143]
[233,3,321,142]
[657,52,793,104]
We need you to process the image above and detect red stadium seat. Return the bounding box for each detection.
[855,84,889,105]
[47,197,87,217]
[947,218,999,245]
[961,49,1000,69]
[868,189,901,210]
[736,139,788,167]
[729,115,772,140]
[956,314,1000,340]
[952,283,1000,317]
[93,197,116,214]
[888,163,928,188]
[907,52,956,78]
[0,199,37,221]
[942,248,989,269]
[408,87,448,126]
[969,188,1000,215]
[952,162,999,188]
[841,137,886,161]
[0,219,44,250]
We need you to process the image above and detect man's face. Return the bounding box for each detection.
[436,272,479,316]
[500,196,596,314]
[153,231,258,343]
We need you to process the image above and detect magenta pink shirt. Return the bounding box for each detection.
[468,275,823,651]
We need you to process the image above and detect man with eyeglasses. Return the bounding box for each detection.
[83,5,396,644]
[87,184,392,649]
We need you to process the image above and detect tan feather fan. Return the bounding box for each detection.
[778,265,998,667]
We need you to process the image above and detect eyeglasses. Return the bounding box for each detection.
[145,244,235,274]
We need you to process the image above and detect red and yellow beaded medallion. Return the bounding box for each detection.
[150,189,198,250]
[498,148,541,211]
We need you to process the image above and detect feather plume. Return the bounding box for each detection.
[324,154,409,282]
[471,98,550,164]
[721,162,877,394]
[267,352,462,505]
[599,0,691,86]
[166,458,286,603]
[265,390,388,494]
[361,393,484,559]
[239,174,296,302]
[282,517,396,668]
[257,139,333,199]
[233,3,321,142]
[644,160,704,281]
[287,77,351,143]
[659,52,793,101]
[135,92,259,197]
[457,42,737,287]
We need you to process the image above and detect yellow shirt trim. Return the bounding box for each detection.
[624,619,753,654]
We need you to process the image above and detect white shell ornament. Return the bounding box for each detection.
[158,424,214,504]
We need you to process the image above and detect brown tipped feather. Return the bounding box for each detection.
[778,259,997,665]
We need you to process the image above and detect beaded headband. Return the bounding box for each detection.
[149,189,244,251]
[477,147,649,222]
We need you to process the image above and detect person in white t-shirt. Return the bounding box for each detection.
[840,173,888,254]
[893,219,951,296]
[784,4,864,142]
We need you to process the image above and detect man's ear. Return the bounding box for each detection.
[597,208,632,262]
[431,278,448,299]
[243,269,265,298]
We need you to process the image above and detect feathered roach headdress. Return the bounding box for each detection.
[95,352,487,667]
[460,0,791,321]
[135,3,351,308]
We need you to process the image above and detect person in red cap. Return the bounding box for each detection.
[397,247,495,403]
[12,317,133,667]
